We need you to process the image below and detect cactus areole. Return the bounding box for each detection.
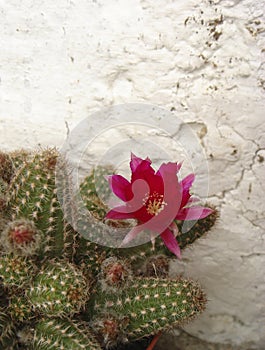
[0,148,217,350]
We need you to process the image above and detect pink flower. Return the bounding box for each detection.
[105,154,213,258]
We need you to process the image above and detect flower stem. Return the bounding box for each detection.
[146,332,162,350]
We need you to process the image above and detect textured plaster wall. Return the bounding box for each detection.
[0,0,264,348]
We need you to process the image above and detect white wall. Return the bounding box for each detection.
[0,0,264,348]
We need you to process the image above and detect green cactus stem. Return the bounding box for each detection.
[176,206,218,249]
[76,241,107,278]
[0,255,36,288]
[0,149,216,350]
[79,166,113,221]
[0,178,7,204]
[27,260,90,317]
[0,179,9,231]
[8,294,33,322]
[6,149,76,259]
[9,149,30,171]
[0,152,14,183]
[91,277,206,346]
[30,318,102,350]
[0,309,19,349]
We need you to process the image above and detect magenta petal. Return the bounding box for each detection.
[181,173,195,190]
[188,196,200,203]
[176,206,213,220]
[179,174,195,207]
[180,190,190,208]
[120,225,142,246]
[105,207,135,220]
[160,228,181,259]
[157,162,181,177]
[107,174,133,201]
[130,153,151,172]
[131,160,155,183]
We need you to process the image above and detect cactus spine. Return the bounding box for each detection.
[27,260,90,317]
[30,318,102,350]
[0,310,19,349]
[0,148,217,349]
[91,277,206,346]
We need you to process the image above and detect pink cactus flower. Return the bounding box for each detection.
[106,154,213,258]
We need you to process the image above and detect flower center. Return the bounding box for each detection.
[144,192,167,216]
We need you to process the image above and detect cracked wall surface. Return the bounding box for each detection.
[0,0,264,348]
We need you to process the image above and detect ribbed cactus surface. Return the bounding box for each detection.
[91,277,206,346]
[27,260,90,317]
[0,148,217,350]
[31,318,102,350]
[0,255,36,288]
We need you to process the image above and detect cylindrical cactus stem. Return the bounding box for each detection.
[75,239,107,277]
[0,179,9,233]
[91,277,206,345]
[6,148,76,259]
[8,294,33,322]
[0,178,7,208]
[0,152,14,183]
[0,255,37,289]
[29,318,102,350]
[0,284,8,308]
[79,165,113,221]
[9,149,30,171]
[115,241,170,276]
[26,260,90,317]
[176,206,218,249]
[0,219,42,256]
[0,309,19,349]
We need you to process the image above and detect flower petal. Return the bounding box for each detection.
[181,173,195,190]
[130,153,151,172]
[157,161,182,177]
[179,173,195,208]
[160,228,181,259]
[107,174,133,202]
[176,206,213,220]
[131,159,155,183]
[127,161,183,233]
[130,157,163,197]
[120,225,142,246]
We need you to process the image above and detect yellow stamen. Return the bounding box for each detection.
[145,193,166,216]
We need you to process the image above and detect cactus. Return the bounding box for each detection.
[29,318,102,350]
[0,310,19,349]
[176,206,218,249]
[8,295,33,322]
[6,149,78,260]
[79,166,113,221]
[91,277,206,346]
[27,260,90,317]
[0,148,217,349]
[0,152,14,184]
[0,254,36,288]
